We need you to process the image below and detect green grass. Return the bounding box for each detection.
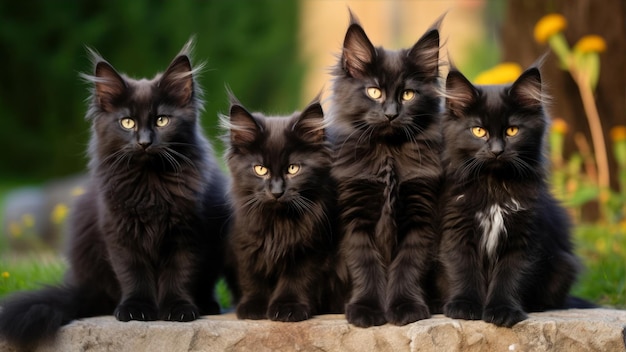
[572,224,626,308]
[0,253,234,310]
[0,253,67,297]
[1,224,624,310]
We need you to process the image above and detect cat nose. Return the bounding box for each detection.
[385,113,398,121]
[490,140,504,157]
[138,140,152,149]
[270,179,285,199]
[137,131,153,149]
[384,105,398,121]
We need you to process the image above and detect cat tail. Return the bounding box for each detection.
[565,295,598,309]
[0,284,114,350]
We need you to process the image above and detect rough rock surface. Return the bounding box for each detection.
[1,309,625,352]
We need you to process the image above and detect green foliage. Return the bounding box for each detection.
[572,224,626,307]
[0,254,236,310]
[0,253,66,297]
[0,0,303,179]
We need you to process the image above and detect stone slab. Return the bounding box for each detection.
[1,309,625,352]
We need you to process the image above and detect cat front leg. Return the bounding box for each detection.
[440,226,485,321]
[342,230,387,327]
[266,258,317,322]
[386,232,433,325]
[338,181,388,327]
[157,248,203,322]
[483,249,528,327]
[386,179,439,325]
[108,245,159,322]
[235,261,271,320]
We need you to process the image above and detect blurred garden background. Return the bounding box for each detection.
[0,0,624,308]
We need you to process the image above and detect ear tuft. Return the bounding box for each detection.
[229,104,262,145]
[510,67,543,108]
[342,22,376,78]
[93,61,127,113]
[445,69,477,116]
[293,100,325,144]
[160,55,195,106]
[408,29,440,79]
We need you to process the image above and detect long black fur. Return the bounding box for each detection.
[0,40,231,350]
[439,66,587,327]
[223,96,347,322]
[328,13,444,327]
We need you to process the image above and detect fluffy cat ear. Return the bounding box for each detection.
[509,67,543,108]
[292,100,324,144]
[93,61,127,113]
[160,54,195,106]
[445,69,477,117]
[341,19,376,78]
[229,104,262,145]
[408,28,440,79]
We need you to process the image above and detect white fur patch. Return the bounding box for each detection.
[476,200,523,258]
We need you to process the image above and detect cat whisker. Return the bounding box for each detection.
[100,149,128,170]
[299,195,334,237]
[163,147,199,172]
[158,150,182,174]
[511,156,537,179]
[240,194,264,217]
[457,158,484,183]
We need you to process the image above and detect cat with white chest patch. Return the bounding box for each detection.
[438,65,590,327]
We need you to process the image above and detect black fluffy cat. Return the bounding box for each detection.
[439,66,583,327]
[0,41,231,349]
[328,14,443,327]
[223,96,345,322]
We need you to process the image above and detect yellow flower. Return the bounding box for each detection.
[551,118,568,134]
[574,35,606,53]
[473,63,522,85]
[71,186,85,197]
[1,272,9,279]
[534,14,567,44]
[22,213,35,228]
[611,126,626,142]
[8,222,22,238]
[51,203,69,225]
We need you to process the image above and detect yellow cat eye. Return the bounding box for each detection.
[366,87,382,100]
[402,90,415,101]
[120,118,135,130]
[156,116,170,127]
[287,164,300,175]
[253,165,268,176]
[471,126,487,138]
[506,126,519,137]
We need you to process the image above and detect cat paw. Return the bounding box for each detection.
[236,299,268,320]
[114,300,158,322]
[345,302,386,328]
[443,299,483,321]
[483,305,527,327]
[267,302,311,322]
[386,301,430,326]
[161,302,200,322]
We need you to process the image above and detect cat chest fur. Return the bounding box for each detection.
[475,199,523,258]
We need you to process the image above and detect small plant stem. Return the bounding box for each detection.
[571,69,611,216]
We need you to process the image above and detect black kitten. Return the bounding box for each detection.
[439,66,582,327]
[223,96,346,322]
[0,41,231,349]
[328,13,444,327]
